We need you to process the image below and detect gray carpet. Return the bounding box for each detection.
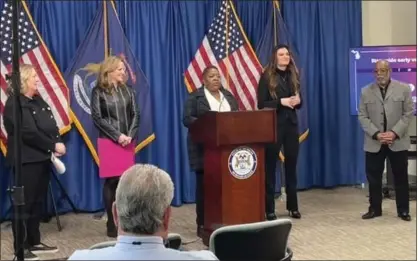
[1,187,416,260]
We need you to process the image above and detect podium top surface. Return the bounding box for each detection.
[190,109,276,146]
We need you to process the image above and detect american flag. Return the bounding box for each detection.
[184,1,262,110]
[0,1,71,154]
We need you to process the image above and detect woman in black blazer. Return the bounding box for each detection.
[183,65,239,237]
[257,44,303,220]
[89,56,140,238]
[3,64,65,259]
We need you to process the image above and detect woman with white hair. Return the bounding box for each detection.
[3,64,65,260]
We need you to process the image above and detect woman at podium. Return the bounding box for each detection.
[183,65,239,237]
[257,44,302,220]
[3,64,65,259]
[90,56,140,237]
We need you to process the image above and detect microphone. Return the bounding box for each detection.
[51,154,66,174]
[218,95,225,112]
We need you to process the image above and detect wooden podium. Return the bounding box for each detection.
[189,109,277,246]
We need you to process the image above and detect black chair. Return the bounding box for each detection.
[208,219,293,261]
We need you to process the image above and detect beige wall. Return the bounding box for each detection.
[362,0,417,136]
[362,1,416,46]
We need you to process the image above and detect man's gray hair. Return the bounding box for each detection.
[115,164,174,234]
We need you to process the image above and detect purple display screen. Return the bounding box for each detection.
[349,45,417,115]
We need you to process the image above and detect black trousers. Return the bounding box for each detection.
[366,146,409,214]
[265,122,299,214]
[11,160,51,252]
[103,177,120,232]
[195,170,204,226]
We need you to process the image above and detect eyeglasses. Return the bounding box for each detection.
[374,68,389,73]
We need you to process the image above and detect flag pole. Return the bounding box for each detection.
[225,1,230,90]
[110,0,117,57]
[10,0,24,259]
[104,1,109,58]
[273,1,278,46]
[274,0,286,201]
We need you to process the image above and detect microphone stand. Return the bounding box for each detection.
[10,0,25,260]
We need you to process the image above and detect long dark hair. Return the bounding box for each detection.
[264,44,300,99]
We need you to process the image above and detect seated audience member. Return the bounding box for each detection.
[68,164,218,260]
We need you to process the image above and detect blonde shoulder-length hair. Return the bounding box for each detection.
[6,64,36,96]
[83,56,127,93]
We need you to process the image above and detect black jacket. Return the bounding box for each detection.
[3,94,61,165]
[183,87,239,172]
[257,70,302,125]
[91,84,140,142]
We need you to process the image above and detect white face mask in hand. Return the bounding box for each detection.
[51,154,66,174]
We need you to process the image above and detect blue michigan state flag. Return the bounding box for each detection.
[65,1,154,165]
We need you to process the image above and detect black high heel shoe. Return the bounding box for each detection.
[288,210,301,219]
[266,213,277,221]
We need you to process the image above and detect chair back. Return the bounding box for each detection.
[208,219,292,261]
[164,233,182,249]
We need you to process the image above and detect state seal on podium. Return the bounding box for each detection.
[228,146,257,180]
